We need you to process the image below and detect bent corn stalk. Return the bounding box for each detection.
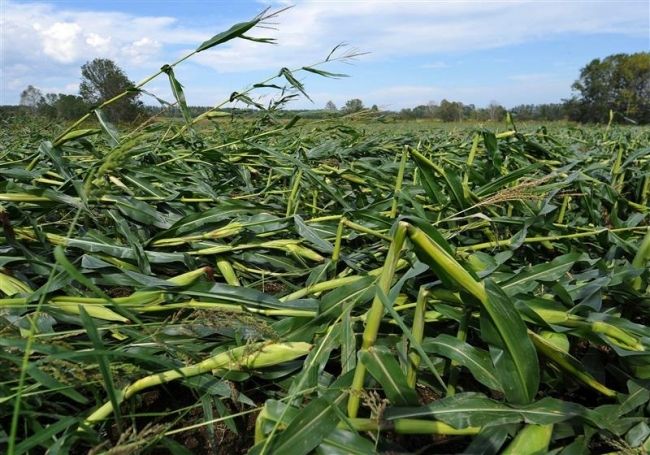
[348,221,408,418]
[81,341,311,428]
[406,224,539,404]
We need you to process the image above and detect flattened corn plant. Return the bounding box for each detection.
[2,11,650,455]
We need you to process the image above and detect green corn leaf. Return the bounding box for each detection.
[341,307,356,374]
[481,280,540,404]
[94,108,120,147]
[385,393,602,428]
[294,215,334,253]
[240,35,276,44]
[411,148,467,209]
[359,345,418,406]
[406,225,539,404]
[53,245,112,301]
[257,395,346,455]
[37,141,73,181]
[475,163,542,197]
[161,65,192,126]
[500,252,584,296]
[501,424,553,455]
[315,429,376,455]
[301,67,348,78]
[376,287,446,390]
[461,426,510,455]
[24,364,88,404]
[279,67,312,102]
[529,330,616,397]
[196,19,259,52]
[63,236,188,264]
[422,334,502,391]
[183,282,318,313]
[78,306,123,426]
[13,417,77,455]
[52,128,101,147]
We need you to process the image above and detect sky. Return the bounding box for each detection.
[0,0,648,110]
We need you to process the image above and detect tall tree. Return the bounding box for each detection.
[79,58,142,122]
[342,98,364,113]
[324,100,337,111]
[437,99,464,122]
[19,85,44,108]
[569,52,650,123]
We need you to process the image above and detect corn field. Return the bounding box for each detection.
[2,12,650,455]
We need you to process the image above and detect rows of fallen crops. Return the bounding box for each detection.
[2,110,650,453]
[3,14,650,455]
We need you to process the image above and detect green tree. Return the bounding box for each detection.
[324,100,337,111]
[342,98,364,113]
[54,94,88,120]
[37,93,88,120]
[79,58,143,122]
[437,99,464,122]
[569,52,650,123]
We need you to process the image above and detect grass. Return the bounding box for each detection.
[2,11,650,455]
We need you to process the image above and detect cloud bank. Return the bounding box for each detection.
[1,0,648,106]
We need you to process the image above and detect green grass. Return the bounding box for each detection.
[2,11,650,455]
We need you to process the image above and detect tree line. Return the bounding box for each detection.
[17,59,143,122]
[9,52,650,124]
[329,53,648,123]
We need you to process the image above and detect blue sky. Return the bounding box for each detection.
[1,0,648,110]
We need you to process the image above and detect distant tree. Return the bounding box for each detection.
[463,104,476,120]
[399,108,414,119]
[568,52,650,123]
[437,99,464,122]
[325,100,337,111]
[79,58,143,122]
[371,104,379,112]
[19,85,44,108]
[510,103,566,121]
[537,103,566,121]
[509,104,535,121]
[37,93,88,120]
[487,101,506,121]
[54,94,88,120]
[427,101,439,117]
[411,104,434,118]
[342,98,364,113]
[37,94,59,118]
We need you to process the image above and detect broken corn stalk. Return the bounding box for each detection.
[81,341,311,428]
[348,221,408,418]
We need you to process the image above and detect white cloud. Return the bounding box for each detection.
[1,0,647,105]
[1,0,212,103]
[86,33,112,53]
[193,0,649,72]
[2,1,199,68]
[40,22,83,63]
[122,37,162,65]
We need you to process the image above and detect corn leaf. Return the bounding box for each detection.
[359,346,418,406]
